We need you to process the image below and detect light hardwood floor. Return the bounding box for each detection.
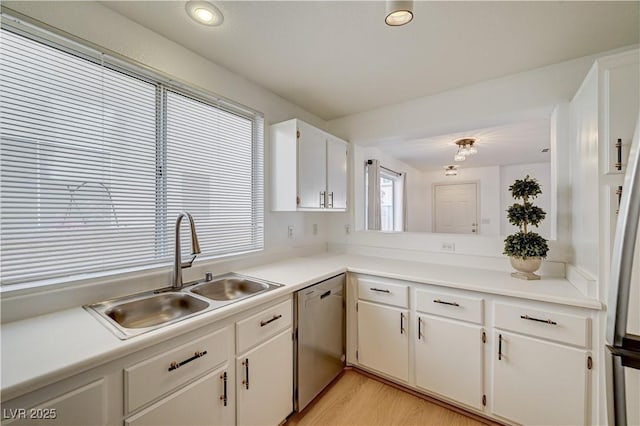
[286,369,489,426]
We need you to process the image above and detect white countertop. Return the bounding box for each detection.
[1,252,601,401]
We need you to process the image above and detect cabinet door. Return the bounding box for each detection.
[326,137,347,209]
[492,331,589,425]
[5,379,106,426]
[237,330,293,426]
[125,365,233,426]
[297,120,327,208]
[415,315,484,410]
[357,301,409,382]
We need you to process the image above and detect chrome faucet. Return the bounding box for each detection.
[172,212,201,290]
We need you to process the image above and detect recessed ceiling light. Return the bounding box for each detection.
[385,0,414,26]
[186,1,223,26]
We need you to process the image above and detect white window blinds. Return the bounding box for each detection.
[0,26,264,286]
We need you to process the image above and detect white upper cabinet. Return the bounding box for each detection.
[270,118,348,211]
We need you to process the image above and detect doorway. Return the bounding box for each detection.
[433,182,479,234]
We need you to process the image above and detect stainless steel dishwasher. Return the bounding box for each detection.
[294,273,345,412]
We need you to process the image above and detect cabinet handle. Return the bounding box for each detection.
[370,287,390,293]
[320,191,326,208]
[433,299,460,307]
[520,314,557,325]
[328,192,334,208]
[320,290,331,299]
[168,351,207,372]
[220,371,228,406]
[242,358,250,389]
[260,314,283,327]
[418,317,423,340]
[498,334,503,361]
[400,312,405,334]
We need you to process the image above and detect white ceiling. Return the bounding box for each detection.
[377,119,552,172]
[101,1,639,121]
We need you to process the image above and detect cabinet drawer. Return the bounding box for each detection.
[357,278,409,308]
[125,327,230,413]
[415,289,484,324]
[494,302,590,348]
[236,299,292,354]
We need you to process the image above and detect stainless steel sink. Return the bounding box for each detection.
[85,273,281,339]
[105,293,209,329]
[189,276,270,301]
[86,292,210,339]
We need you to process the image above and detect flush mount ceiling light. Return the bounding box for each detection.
[454,138,477,162]
[444,165,458,176]
[385,0,414,26]
[186,1,224,26]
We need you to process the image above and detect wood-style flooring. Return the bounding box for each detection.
[286,369,489,426]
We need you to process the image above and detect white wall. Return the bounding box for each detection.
[500,163,551,238]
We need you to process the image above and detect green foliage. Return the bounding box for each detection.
[503,232,549,258]
[507,203,547,228]
[509,175,542,201]
[504,175,548,258]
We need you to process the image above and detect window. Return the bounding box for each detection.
[365,160,405,232]
[0,25,264,286]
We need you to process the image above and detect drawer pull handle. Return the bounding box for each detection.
[433,299,460,307]
[370,288,391,293]
[498,334,503,360]
[220,371,228,406]
[168,350,207,372]
[260,314,283,327]
[242,358,250,389]
[320,290,331,299]
[520,314,557,325]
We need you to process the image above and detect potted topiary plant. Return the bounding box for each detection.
[503,175,549,280]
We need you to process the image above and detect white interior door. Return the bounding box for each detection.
[434,183,478,234]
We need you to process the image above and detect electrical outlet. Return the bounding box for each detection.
[441,242,455,252]
[287,225,294,238]
[345,224,351,235]
[312,223,318,235]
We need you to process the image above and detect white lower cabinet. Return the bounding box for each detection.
[492,331,590,425]
[236,330,293,426]
[3,379,107,426]
[125,366,233,426]
[415,315,484,410]
[357,300,409,382]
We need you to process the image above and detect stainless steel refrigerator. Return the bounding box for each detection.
[606,113,640,426]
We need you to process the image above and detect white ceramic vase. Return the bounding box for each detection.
[509,256,542,280]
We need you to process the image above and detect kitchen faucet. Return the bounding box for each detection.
[172,212,201,290]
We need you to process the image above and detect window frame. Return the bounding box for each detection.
[0,12,265,289]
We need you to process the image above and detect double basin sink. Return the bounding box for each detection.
[86,274,281,339]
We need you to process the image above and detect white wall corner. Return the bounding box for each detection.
[566,263,598,298]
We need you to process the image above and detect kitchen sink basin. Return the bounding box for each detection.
[86,292,211,339]
[85,273,281,339]
[189,277,270,301]
[105,293,209,329]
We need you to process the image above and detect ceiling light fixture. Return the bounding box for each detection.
[454,138,477,162]
[186,1,224,26]
[385,0,414,26]
[444,165,458,176]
